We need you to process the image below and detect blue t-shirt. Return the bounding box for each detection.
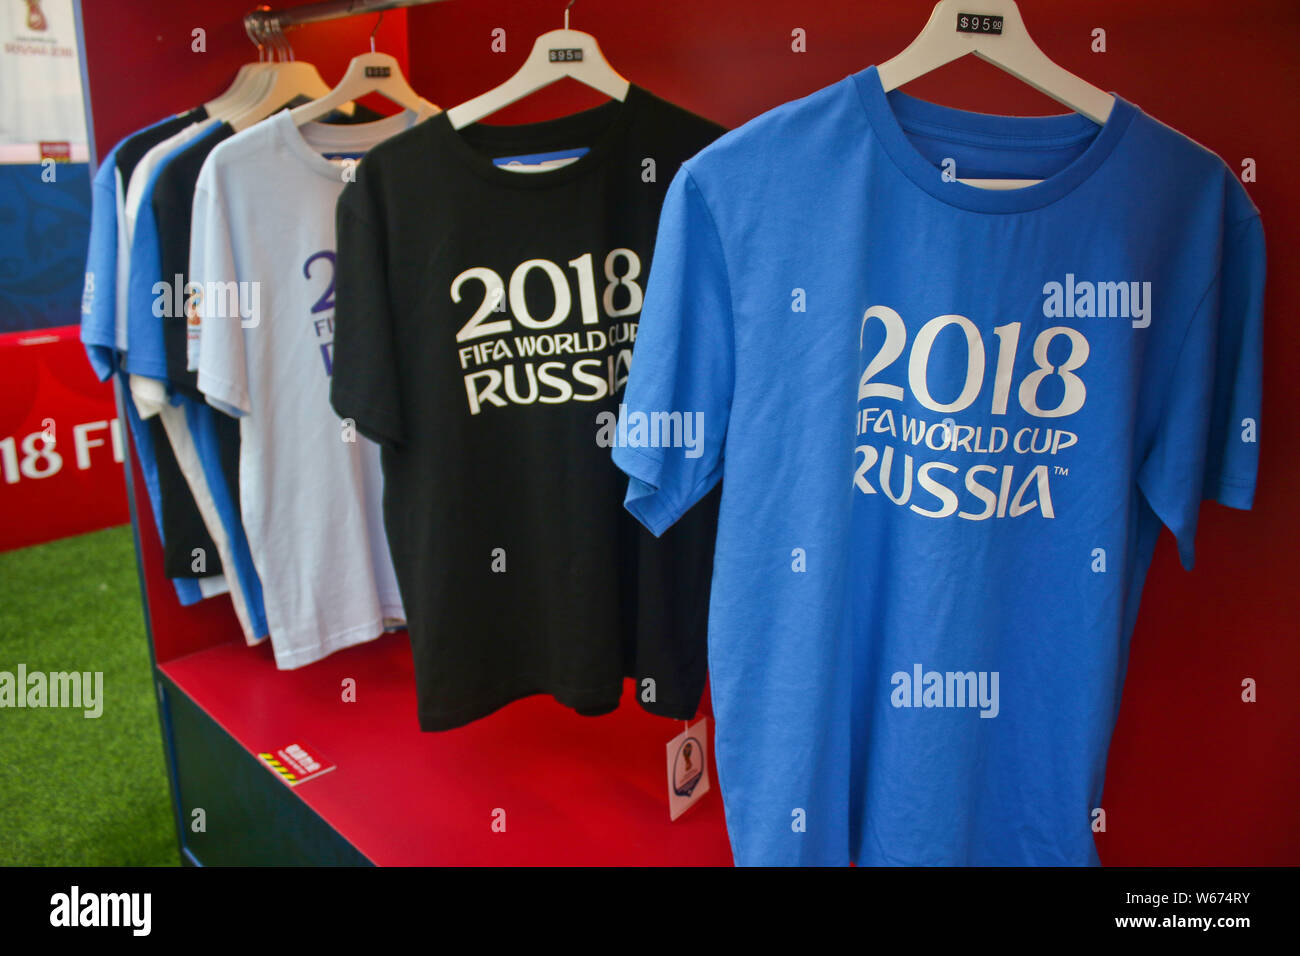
[80,140,123,381]
[614,66,1264,866]
[81,125,209,607]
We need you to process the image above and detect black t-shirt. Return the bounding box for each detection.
[153,122,234,397]
[115,107,206,184]
[332,87,724,731]
[115,107,222,580]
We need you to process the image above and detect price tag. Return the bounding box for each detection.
[666,718,711,821]
[956,13,1004,35]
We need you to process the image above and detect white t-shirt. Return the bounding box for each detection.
[191,108,426,669]
[0,0,87,147]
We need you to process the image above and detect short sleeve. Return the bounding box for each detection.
[330,170,405,447]
[1138,212,1265,569]
[80,154,121,381]
[190,178,250,417]
[124,172,169,381]
[613,167,734,536]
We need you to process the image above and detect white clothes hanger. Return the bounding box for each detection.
[445,0,630,130]
[204,63,262,116]
[229,17,334,132]
[876,0,1115,189]
[203,18,283,119]
[290,13,438,126]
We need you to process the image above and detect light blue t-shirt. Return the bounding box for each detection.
[614,66,1264,866]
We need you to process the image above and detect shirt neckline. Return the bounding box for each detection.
[433,85,646,189]
[275,106,434,181]
[852,65,1136,214]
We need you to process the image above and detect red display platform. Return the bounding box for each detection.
[161,635,733,866]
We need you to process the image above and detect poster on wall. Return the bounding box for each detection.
[0,0,92,334]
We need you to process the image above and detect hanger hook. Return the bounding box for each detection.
[263,14,276,61]
[370,10,384,53]
[245,8,268,63]
[564,0,576,30]
[273,17,291,62]
[280,17,296,63]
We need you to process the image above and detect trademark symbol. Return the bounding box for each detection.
[1054,466,1069,476]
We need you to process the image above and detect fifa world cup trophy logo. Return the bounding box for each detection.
[26,1,48,32]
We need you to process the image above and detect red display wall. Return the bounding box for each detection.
[79,0,1299,865]
[410,0,1299,868]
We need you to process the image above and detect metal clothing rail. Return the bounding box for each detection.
[244,0,449,39]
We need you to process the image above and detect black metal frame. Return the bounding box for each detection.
[243,0,448,41]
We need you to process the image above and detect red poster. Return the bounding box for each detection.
[0,326,128,551]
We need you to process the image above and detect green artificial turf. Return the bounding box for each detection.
[0,525,178,866]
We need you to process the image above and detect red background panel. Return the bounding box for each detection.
[78,0,1299,865]
[406,0,1300,869]
[0,327,127,550]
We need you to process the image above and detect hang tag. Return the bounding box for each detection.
[956,13,1004,35]
[666,718,711,821]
